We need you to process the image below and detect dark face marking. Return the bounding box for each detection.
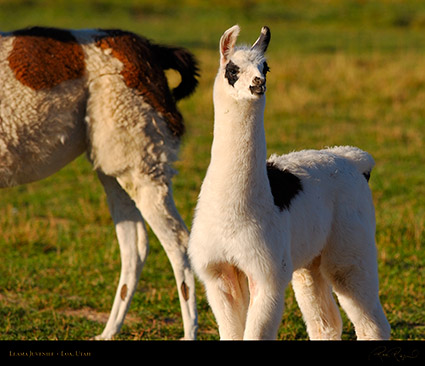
[263,61,270,75]
[363,171,371,182]
[225,60,240,87]
[266,162,303,211]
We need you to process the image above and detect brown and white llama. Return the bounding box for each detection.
[0,26,199,340]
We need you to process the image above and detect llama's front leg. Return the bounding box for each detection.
[243,271,290,340]
[118,175,198,340]
[202,263,249,340]
[95,173,149,340]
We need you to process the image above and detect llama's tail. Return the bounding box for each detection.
[153,44,200,101]
[327,146,375,182]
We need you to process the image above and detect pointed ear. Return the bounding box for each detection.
[251,26,271,54]
[220,25,240,65]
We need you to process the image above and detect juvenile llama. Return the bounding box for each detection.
[0,27,199,340]
[188,25,390,340]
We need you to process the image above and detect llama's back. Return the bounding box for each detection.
[1,26,199,139]
[0,26,199,187]
[325,146,375,181]
[268,145,374,182]
[267,145,376,269]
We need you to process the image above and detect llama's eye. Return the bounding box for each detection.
[263,62,270,75]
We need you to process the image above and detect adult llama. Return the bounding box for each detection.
[0,26,199,340]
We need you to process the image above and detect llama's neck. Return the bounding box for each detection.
[202,86,272,212]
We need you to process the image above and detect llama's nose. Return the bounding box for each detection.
[252,76,265,86]
[250,77,266,95]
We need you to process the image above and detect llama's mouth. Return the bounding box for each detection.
[249,85,266,96]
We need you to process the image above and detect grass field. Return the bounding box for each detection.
[0,0,424,340]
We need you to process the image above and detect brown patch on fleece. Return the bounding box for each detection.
[180,281,190,301]
[95,30,184,137]
[120,284,128,301]
[8,27,85,90]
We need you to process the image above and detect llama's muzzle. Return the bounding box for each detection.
[250,77,266,95]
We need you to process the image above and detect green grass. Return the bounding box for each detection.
[0,0,424,340]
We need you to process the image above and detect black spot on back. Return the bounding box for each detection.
[266,162,303,211]
[225,60,239,87]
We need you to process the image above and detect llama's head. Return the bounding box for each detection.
[215,25,271,101]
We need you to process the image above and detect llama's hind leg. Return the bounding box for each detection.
[86,77,197,339]
[292,256,342,340]
[95,172,149,340]
[322,229,391,340]
[118,174,198,340]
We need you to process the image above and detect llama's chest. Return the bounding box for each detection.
[190,195,287,271]
[194,179,284,243]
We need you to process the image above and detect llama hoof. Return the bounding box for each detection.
[93,334,113,340]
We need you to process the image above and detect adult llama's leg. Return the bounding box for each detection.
[87,74,197,339]
[292,256,343,340]
[117,174,198,339]
[95,172,149,340]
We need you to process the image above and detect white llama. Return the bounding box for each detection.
[188,25,390,340]
[0,27,199,340]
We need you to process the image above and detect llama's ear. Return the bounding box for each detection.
[251,26,271,54]
[220,25,240,65]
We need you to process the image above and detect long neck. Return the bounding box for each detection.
[203,84,272,210]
